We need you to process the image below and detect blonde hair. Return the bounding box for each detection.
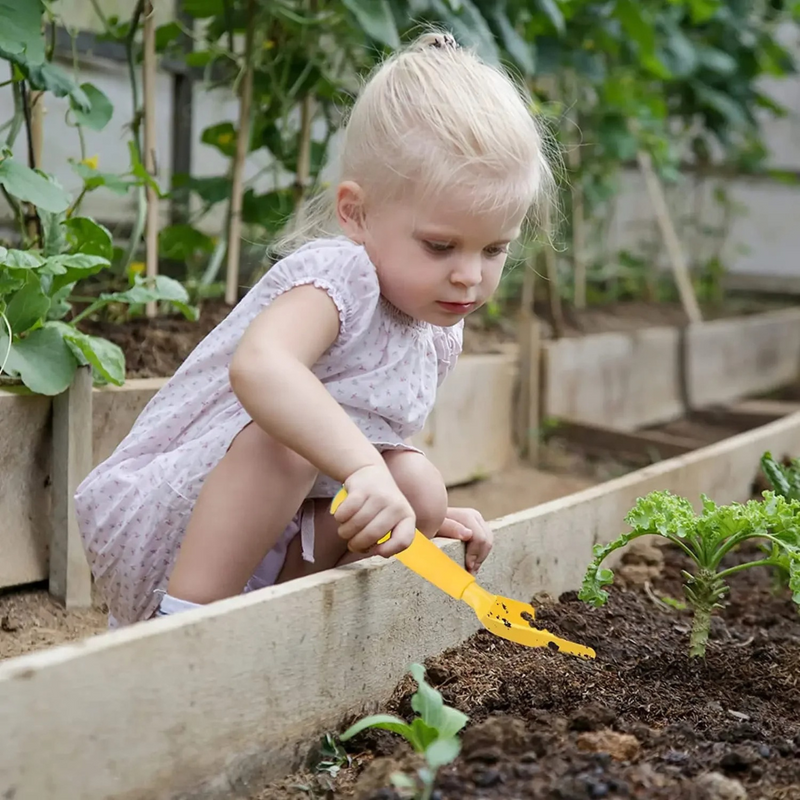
[271,30,554,257]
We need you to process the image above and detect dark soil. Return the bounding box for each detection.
[263,544,800,800]
[78,297,794,379]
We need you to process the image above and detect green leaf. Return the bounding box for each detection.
[155,21,183,51]
[242,188,295,233]
[172,174,231,205]
[201,122,239,158]
[432,0,500,65]
[49,322,125,386]
[71,83,114,131]
[761,451,796,500]
[182,0,225,18]
[408,663,468,737]
[158,224,215,261]
[0,271,24,300]
[65,217,115,260]
[693,83,749,128]
[536,0,566,35]
[39,208,68,257]
[45,254,110,294]
[46,285,72,321]
[71,161,132,195]
[5,274,49,335]
[0,0,45,63]
[0,157,70,213]
[0,325,77,395]
[425,737,461,769]
[0,249,45,269]
[485,6,536,75]
[341,0,400,49]
[340,714,416,744]
[97,276,197,321]
[23,61,88,108]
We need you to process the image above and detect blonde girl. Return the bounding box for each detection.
[74,31,552,626]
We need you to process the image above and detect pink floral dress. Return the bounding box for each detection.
[74,237,463,626]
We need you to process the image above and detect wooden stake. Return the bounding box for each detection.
[636,148,702,324]
[566,78,586,309]
[515,263,540,463]
[142,0,159,318]
[543,246,565,339]
[225,0,257,306]
[50,365,93,609]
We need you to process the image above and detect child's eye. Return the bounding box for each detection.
[423,240,453,254]
[484,244,509,258]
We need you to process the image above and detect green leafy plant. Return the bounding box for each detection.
[579,489,800,657]
[761,451,800,503]
[340,663,468,800]
[0,210,195,396]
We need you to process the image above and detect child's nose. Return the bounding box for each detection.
[450,256,482,287]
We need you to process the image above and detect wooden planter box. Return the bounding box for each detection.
[2,412,798,800]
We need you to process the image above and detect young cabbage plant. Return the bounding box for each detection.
[340,663,468,800]
[579,490,800,658]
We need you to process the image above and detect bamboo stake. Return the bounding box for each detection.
[515,261,540,463]
[543,245,565,339]
[566,77,586,309]
[225,0,257,306]
[142,0,159,318]
[25,89,45,245]
[294,94,314,211]
[636,148,702,324]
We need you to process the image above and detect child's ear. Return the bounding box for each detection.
[335,181,367,242]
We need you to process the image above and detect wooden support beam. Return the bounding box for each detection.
[690,406,786,431]
[50,366,93,608]
[549,418,698,461]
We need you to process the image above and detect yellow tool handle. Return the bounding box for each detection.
[331,488,476,601]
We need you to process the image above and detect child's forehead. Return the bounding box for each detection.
[404,189,526,239]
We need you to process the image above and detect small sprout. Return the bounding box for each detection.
[340,663,468,800]
[579,489,800,658]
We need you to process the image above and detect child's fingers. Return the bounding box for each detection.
[437,518,472,541]
[345,510,412,554]
[372,517,416,558]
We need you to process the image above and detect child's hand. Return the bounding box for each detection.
[438,507,493,574]
[334,465,417,557]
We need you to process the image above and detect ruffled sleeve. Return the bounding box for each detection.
[433,321,464,386]
[258,237,380,347]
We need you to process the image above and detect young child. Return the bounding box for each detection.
[74,31,553,627]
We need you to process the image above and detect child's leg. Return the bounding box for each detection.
[166,422,318,604]
[276,450,447,581]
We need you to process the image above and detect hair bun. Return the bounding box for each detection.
[411,32,460,52]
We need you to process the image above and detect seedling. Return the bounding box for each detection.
[340,663,468,800]
[579,490,800,657]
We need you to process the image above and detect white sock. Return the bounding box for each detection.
[155,593,203,617]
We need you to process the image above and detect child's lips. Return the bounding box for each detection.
[437,301,476,314]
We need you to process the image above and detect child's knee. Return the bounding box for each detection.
[384,451,447,537]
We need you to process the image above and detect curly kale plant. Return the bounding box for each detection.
[761,451,800,502]
[579,490,800,658]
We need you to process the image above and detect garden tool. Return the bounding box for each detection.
[330,488,596,659]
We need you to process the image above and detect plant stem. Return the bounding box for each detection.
[689,603,712,658]
[716,558,777,581]
[142,0,159,317]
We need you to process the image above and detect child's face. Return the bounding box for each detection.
[338,182,524,327]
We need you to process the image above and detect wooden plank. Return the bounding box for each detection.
[49,366,93,608]
[686,308,800,408]
[727,399,800,418]
[550,419,698,459]
[690,407,784,431]
[3,413,800,800]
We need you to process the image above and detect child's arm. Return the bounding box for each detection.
[230,285,416,555]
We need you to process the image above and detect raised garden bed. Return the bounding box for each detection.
[266,543,800,799]
[2,413,799,800]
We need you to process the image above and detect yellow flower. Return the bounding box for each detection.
[80,155,99,170]
[218,132,234,145]
[263,39,275,50]
[129,261,145,274]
